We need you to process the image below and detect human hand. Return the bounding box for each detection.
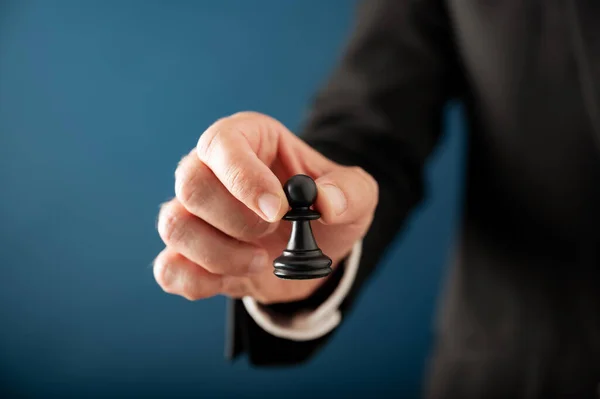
[154,112,378,304]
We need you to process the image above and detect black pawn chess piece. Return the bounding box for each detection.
[273,174,333,280]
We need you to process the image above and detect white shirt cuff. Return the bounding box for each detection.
[242,240,362,342]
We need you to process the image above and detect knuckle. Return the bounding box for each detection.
[174,159,194,204]
[178,274,208,301]
[157,201,187,245]
[175,160,209,209]
[153,253,176,294]
[180,285,206,301]
[197,119,227,161]
[192,243,225,274]
[223,162,253,201]
[181,293,200,301]
[181,275,220,301]
[175,173,197,207]
[198,252,220,273]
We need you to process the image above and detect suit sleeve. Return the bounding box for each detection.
[227,0,463,366]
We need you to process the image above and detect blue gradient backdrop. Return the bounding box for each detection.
[0,1,465,397]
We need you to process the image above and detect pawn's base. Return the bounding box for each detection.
[273,249,332,280]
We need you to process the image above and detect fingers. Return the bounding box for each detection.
[153,248,223,300]
[196,113,288,222]
[314,166,379,225]
[153,248,253,300]
[175,151,278,241]
[157,199,269,276]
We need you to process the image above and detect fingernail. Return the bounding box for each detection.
[321,184,347,216]
[258,193,281,222]
[249,251,268,274]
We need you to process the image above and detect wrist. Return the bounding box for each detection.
[240,240,362,341]
[263,257,347,314]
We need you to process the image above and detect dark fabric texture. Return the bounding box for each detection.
[229,0,600,397]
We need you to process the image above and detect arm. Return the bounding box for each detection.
[229,0,463,365]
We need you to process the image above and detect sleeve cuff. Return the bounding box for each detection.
[241,240,362,342]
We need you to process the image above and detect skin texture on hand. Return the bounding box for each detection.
[154,112,378,305]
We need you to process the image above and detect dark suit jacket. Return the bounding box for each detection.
[227,1,600,397]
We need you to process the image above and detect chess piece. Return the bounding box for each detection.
[273,174,333,280]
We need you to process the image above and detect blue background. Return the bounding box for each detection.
[0,1,465,397]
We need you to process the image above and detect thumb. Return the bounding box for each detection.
[314,166,378,225]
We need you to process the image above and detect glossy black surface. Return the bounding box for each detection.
[273,175,332,279]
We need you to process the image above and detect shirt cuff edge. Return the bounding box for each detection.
[242,240,363,342]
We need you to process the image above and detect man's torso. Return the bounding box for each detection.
[429,1,600,397]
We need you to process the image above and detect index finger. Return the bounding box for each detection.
[196,113,288,222]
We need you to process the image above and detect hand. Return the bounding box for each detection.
[154,112,378,304]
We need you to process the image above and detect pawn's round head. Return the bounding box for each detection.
[283,174,317,208]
